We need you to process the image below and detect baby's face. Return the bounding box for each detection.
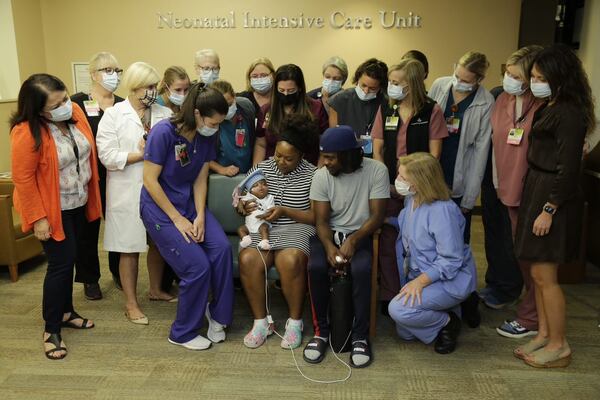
[250,179,269,199]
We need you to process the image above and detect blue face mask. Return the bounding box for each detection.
[502,73,526,96]
[168,89,186,106]
[48,99,73,122]
[322,78,342,95]
[226,103,237,120]
[355,86,377,101]
[387,83,407,100]
[530,81,552,99]
[199,69,219,84]
[250,76,272,93]
[452,75,476,92]
[100,72,119,92]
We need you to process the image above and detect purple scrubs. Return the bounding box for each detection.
[140,119,234,343]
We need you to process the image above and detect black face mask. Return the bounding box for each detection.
[277,91,300,106]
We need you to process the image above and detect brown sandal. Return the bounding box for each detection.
[513,337,549,360]
[524,345,572,368]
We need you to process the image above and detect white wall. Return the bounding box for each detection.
[0,0,21,100]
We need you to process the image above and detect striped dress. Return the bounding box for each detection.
[246,158,316,255]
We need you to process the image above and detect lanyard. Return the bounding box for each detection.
[63,126,80,176]
[513,97,535,128]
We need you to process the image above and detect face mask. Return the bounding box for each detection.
[394,178,415,197]
[387,83,407,100]
[452,75,475,92]
[530,81,552,99]
[322,78,342,95]
[197,125,218,137]
[199,69,219,84]
[139,89,158,107]
[168,89,186,106]
[251,76,273,93]
[48,99,73,122]
[226,103,237,120]
[277,91,299,106]
[502,73,526,96]
[100,72,119,92]
[355,86,377,101]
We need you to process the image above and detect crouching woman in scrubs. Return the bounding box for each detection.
[388,152,477,354]
[140,83,234,350]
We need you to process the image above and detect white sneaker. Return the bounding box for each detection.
[168,335,212,350]
[206,304,226,343]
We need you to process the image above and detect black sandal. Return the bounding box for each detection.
[44,333,67,360]
[349,340,373,368]
[61,311,94,329]
[303,337,328,364]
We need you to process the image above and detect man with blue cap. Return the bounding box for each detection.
[233,168,275,250]
[304,125,389,368]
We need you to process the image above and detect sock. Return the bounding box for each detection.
[287,318,303,327]
[304,336,326,361]
[351,340,370,366]
[240,235,252,248]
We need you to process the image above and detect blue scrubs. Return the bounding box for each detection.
[387,196,477,344]
[140,119,234,343]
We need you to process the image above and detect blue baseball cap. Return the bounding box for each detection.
[319,125,362,153]
[238,168,266,192]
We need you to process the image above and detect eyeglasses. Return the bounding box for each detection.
[97,67,123,75]
[198,66,220,73]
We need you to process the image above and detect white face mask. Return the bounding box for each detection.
[322,78,342,95]
[394,178,415,197]
[100,72,119,92]
[452,75,476,93]
[226,103,237,120]
[168,89,186,106]
[502,73,526,96]
[250,76,272,93]
[199,69,219,84]
[355,86,377,101]
[48,99,73,122]
[387,83,407,100]
[530,81,552,99]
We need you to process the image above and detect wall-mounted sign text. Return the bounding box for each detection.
[157,11,421,30]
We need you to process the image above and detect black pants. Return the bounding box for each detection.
[41,207,87,333]
[451,197,472,244]
[480,146,522,301]
[74,218,101,284]
[307,235,372,341]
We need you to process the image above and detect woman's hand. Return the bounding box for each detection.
[236,199,258,216]
[258,206,284,222]
[394,279,426,307]
[532,211,552,236]
[173,214,195,243]
[33,218,51,241]
[192,214,205,243]
[222,165,239,177]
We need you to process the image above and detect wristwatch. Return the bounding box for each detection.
[543,204,557,215]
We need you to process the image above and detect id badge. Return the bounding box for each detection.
[360,135,373,155]
[385,116,400,130]
[83,100,100,117]
[235,129,246,147]
[507,128,524,145]
[175,144,190,166]
[446,116,460,134]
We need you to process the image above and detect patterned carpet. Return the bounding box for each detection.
[1,216,599,400]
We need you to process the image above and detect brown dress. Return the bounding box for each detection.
[514,103,587,263]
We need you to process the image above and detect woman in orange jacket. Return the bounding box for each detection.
[10,74,102,360]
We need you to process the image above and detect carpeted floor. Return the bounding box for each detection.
[1,216,600,400]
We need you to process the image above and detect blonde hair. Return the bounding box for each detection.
[245,57,276,91]
[88,52,118,76]
[158,66,190,95]
[194,49,220,67]
[506,45,544,82]
[209,79,235,97]
[399,152,451,204]
[121,62,160,92]
[458,51,490,80]
[322,56,349,84]
[388,59,427,112]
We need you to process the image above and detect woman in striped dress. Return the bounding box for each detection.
[237,114,319,350]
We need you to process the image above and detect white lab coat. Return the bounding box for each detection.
[96,99,172,252]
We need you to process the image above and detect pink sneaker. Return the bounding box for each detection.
[280,319,303,349]
[243,319,274,349]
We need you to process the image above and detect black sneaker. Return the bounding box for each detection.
[84,283,103,300]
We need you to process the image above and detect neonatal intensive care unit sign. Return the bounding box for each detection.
[157,10,422,30]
